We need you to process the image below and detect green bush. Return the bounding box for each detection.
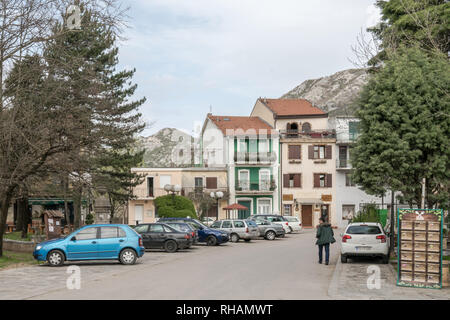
[155,195,198,219]
[85,213,94,225]
[351,204,380,223]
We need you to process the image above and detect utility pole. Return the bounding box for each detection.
[389,189,395,254]
[421,178,426,209]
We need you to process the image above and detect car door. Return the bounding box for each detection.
[232,220,246,237]
[134,224,150,248]
[97,226,125,259]
[66,227,99,260]
[221,220,233,233]
[149,224,167,248]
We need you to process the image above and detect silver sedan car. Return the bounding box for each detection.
[210,219,259,242]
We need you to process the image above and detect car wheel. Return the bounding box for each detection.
[381,255,389,264]
[341,254,348,263]
[265,231,276,240]
[206,236,217,246]
[164,240,178,253]
[120,248,137,265]
[47,250,65,267]
[230,233,239,243]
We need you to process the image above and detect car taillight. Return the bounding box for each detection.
[286,222,288,226]
[191,232,195,237]
[246,227,249,233]
[342,235,351,242]
[299,223,302,226]
[376,235,386,243]
[184,234,190,239]
[139,237,143,246]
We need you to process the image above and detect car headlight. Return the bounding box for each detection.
[35,245,42,250]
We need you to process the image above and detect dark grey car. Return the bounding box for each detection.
[248,217,285,240]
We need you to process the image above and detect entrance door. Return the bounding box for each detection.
[134,205,143,225]
[237,200,251,219]
[301,205,313,227]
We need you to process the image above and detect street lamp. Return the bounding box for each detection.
[210,191,224,221]
[164,184,182,204]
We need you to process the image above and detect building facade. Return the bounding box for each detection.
[251,98,337,227]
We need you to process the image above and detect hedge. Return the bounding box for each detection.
[154,195,198,219]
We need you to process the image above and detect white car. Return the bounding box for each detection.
[284,216,302,232]
[340,222,389,264]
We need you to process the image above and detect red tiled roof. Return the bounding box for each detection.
[208,114,276,136]
[260,98,326,116]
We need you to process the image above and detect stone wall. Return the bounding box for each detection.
[3,239,36,253]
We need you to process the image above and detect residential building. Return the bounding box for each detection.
[202,114,280,218]
[251,98,337,227]
[128,167,228,224]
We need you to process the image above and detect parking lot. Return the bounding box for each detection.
[0,229,339,300]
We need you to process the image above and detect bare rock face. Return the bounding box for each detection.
[137,128,193,168]
[281,68,369,116]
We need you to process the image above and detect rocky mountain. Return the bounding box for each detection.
[138,128,194,168]
[281,68,369,116]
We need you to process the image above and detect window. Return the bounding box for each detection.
[238,139,247,152]
[349,121,360,140]
[146,209,153,217]
[163,225,174,233]
[283,204,292,216]
[314,145,325,159]
[222,221,232,228]
[118,228,126,238]
[211,221,222,228]
[147,177,154,197]
[342,205,355,220]
[285,216,299,222]
[238,170,250,190]
[302,122,311,133]
[206,177,217,189]
[257,199,271,214]
[258,139,269,153]
[233,221,245,228]
[288,145,301,160]
[346,225,381,235]
[100,227,118,239]
[134,225,148,234]
[160,175,171,188]
[259,169,271,191]
[284,174,301,188]
[149,224,165,233]
[76,227,98,240]
[309,145,332,159]
[314,173,332,188]
[195,177,203,188]
[345,173,355,187]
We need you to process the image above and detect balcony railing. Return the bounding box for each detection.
[235,180,276,192]
[336,131,360,144]
[234,152,277,163]
[280,129,336,139]
[336,159,351,170]
[181,186,228,196]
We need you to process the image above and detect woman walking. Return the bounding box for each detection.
[316,218,335,265]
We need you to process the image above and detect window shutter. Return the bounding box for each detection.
[325,145,332,159]
[297,145,301,159]
[308,146,314,159]
[288,146,294,159]
[294,174,301,188]
[283,174,290,188]
[206,177,217,189]
[327,174,332,187]
[313,174,320,188]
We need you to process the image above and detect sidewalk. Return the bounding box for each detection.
[328,257,450,300]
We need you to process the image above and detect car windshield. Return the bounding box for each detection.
[168,224,190,232]
[193,219,208,229]
[346,225,382,235]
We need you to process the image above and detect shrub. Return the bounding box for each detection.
[155,195,198,219]
[85,213,94,225]
[351,204,380,223]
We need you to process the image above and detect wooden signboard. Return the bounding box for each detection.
[321,194,332,202]
[397,209,443,289]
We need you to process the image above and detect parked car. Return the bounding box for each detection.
[284,216,303,233]
[163,222,199,244]
[134,223,192,252]
[33,224,145,266]
[210,219,259,242]
[340,222,389,264]
[248,217,285,240]
[250,214,291,234]
[158,217,229,246]
[202,217,216,226]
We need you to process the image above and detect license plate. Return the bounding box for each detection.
[356,246,371,251]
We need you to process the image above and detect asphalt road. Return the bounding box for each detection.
[4,229,339,300]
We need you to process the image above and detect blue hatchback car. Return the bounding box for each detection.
[33,224,145,266]
[157,218,229,246]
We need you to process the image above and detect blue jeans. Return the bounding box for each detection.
[318,243,330,263]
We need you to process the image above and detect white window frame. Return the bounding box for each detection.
[259,169,271,191]
[237,138,247,152]
[257,198,272,214]
[238,169,250,190]
[258,139,269,153]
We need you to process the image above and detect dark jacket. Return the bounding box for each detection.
[315,223,335,245]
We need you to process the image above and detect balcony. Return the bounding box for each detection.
[336,159,352,170]
[280,129,336,139]
[336,132,360,144]
[234,152,277,164]
[181,186,228,196]
[133,188,155,199]
[235,180,276,193]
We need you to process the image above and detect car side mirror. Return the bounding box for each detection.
[70,236,76,241]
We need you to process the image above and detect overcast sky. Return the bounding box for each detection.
[118,0,381,136]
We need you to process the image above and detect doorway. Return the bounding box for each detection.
[237,200,251,219]
[301,205,313,227]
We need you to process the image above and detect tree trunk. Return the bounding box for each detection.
[16,196,30,238]
[63,177,71,229]
[73,186,82,229]
[0,192,14,257]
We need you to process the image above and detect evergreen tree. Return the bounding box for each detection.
[351,46,450,210]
